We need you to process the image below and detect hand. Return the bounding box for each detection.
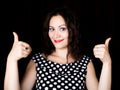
[7,32,32,61]
[93,37,111,63]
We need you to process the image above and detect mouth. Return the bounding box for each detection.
[54,39,64,43]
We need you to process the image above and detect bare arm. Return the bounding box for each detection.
[4,32,32,90]
[86,61,99,90]
[21,60,36,90]
[86,37,112,90]
[93,37,112,90]
[98,59,111,90]
[4,58,20,90]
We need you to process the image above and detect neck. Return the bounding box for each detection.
[54,48,68,58]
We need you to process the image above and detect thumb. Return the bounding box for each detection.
[105,37,111,47]
[13,32,19,42]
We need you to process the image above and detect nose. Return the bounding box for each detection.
[53,30,60,38]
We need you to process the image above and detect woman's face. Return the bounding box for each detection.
[48,15,69,49]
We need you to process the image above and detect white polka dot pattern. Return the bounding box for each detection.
[32,52,91,90]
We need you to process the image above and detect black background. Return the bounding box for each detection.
[0,0,117,90]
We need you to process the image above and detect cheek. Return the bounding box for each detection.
[65,33,69,43]
[63,32,69,39]
[48,32,52,38]
[63,34,69,44]
[48,32,53,41]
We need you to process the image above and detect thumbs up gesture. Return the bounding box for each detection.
[7,32,32,61]
[93,37,111,63]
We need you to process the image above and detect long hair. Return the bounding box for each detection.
[41,7,84,60]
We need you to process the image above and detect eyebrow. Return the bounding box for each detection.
[49,24,66,28]
[59,24,66,26]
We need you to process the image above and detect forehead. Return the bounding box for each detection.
[49,15,66,26]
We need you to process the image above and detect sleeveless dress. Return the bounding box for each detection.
[32,52,91,90]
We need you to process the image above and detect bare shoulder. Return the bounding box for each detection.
[26,59,36,71]
[87,60,95,70]
[41,53,46,58]
[87,60,97,77]
[21,59,36,89]
[86,60,98,90]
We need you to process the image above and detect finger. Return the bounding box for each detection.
[105,37,111,47]
[13,32,19,42]
[19,41,31,51]
[23,46,32,52]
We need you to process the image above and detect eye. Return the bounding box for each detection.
[60,27,67,31]
[49,27,54,32]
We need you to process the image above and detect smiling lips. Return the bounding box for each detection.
[54,39,64,43]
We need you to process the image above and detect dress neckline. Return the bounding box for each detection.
[39,53,83,66]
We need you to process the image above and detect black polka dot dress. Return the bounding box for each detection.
[32,52,91,90]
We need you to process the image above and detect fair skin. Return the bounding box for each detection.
[4,15,112,90]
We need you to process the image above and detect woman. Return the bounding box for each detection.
[4,7,112,90]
